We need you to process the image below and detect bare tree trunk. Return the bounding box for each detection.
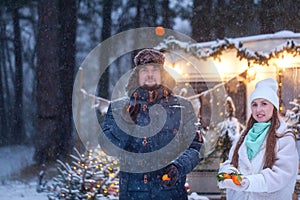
[135,0,142,28]
[35,0,61,164]
[95,1,113,132]
[57,0,77,158]
[214,0,226,39]
[0,20,8,146]
[191,0,212,42]
[98,0,112,99]
[0,56,5,145]
[3,37,14,145]
[12,6,24,144]
[34,0,77,164]
[146,0,158,27]
[259,0,276,34]
[162,0,171,28]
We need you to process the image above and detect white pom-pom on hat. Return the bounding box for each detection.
[249,78,279,110]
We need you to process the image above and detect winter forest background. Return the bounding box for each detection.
[1,0,300,198]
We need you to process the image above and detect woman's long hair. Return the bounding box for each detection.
[231,108,280,169]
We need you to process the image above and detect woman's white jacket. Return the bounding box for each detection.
[219,121,299,200]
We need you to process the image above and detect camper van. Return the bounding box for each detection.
[156,30,300,199]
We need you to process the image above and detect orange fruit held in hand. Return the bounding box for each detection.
[231,174,242,185]
[223,173,232,179]
[216,172,232,181]
[162,174,171,181]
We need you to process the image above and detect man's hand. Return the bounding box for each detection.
[161,164,179,187]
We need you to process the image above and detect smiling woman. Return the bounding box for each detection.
[218,78,299,200]
[249,78,279,123]
[250,99,274,122]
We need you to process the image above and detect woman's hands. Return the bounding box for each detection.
[217,167,249,191]
[218,178,249,191]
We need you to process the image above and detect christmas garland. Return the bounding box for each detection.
[157,36,300,66]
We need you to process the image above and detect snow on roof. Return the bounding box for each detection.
[157,30,300,53]
[156,30,300,82]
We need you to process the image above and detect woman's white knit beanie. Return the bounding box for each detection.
[250,78,279,110]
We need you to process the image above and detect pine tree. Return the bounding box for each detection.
[45,147,119,200]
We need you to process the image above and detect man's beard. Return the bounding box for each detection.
[142,78,157,88]
[140,83,160,91]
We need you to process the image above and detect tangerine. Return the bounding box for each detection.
[231,175,242,185]
[162,174,171,181]
[223,173,232,179]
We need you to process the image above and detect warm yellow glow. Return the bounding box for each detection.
[247,67,257,81]
[212,54,248,80]
[164,64,183,79]
[280,106,283,111]
[270,51,299,68]
[173,64,182,75]
[247,67,256,76]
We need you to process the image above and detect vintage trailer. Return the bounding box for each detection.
[156,30,300,199]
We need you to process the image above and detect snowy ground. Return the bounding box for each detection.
[0,145,48,199]
[0,180,48,200]
[1,145,299,200]
[0,145,210,200]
